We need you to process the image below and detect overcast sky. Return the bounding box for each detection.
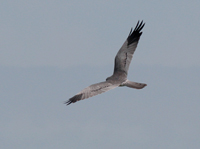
[1,0,200,149]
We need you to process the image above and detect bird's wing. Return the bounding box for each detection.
[65,81,119,105]
[114,21,145,74]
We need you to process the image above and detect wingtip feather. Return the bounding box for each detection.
[65,94,83,106]
[127,20,145,45]
[64,100,72,105]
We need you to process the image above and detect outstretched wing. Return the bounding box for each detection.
[65,81,119,105]
[114,21,145,74]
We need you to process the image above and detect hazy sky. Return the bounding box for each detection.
[1,1,200,149]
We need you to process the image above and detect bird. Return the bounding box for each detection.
[65,21,146,105]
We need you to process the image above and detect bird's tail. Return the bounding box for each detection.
[121,80,147,89]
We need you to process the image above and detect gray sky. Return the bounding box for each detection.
[1,0,200,149]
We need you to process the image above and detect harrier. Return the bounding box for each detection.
[66,21,146,105]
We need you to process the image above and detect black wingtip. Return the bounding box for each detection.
[64,94,83,106]
[64,100,73,105]
[134,20,145,32]
[127,20,145,46]
[128,28,133,36]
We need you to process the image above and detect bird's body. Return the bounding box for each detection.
[65,21,146,105]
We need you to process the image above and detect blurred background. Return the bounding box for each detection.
[1,0,200,149]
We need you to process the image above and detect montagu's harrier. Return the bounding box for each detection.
[65,21,146,105]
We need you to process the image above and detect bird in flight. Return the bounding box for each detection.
[65,21,146,105]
